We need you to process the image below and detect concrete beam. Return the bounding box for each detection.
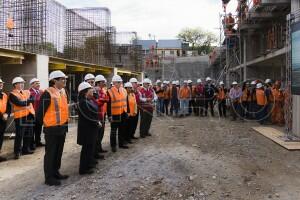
[247,12,280,19]
[240,23,264,31]
[261,0,290,5]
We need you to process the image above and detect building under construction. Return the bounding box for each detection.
[210,0,300,138]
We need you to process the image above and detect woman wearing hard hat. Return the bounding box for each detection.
[9,77,35,159]
[124,82,137,144]
[77,82,102,175]
[0,79,11,162]
[36,70,69,186]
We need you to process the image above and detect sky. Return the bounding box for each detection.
[57,0,238,40]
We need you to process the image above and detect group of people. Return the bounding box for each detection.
[0,71,157,186]
[152,77,285,126]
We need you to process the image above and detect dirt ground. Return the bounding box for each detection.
[1,116,300,200]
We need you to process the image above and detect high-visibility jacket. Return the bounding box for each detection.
[156,86,165,98]
[0,92,8,114]
[43,87,69,127]
[128,93,137,117]
[11,90,35,119]
[217,88,226,100]
[108,86,127,116]
[241,88,249,102]
[6,17,14,30]
[179,87,191,99]
[163,87,171,100]
[256,89,267,106]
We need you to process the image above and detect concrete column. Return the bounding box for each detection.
[113,67,118,76]
[243,36,247,81]
[36,55,49,89]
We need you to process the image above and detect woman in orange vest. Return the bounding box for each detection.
[107,75,129,152]
[0,79,11,162]
[124,82,137,144]
[36,70,69,186]
[9,77,35,159]
[256,83,267,125]
[77,82,102,175]
[271,81,285,126]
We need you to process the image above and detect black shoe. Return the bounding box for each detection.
[140,135,146,138]
[146,133,152,136]
[36,142,45,147]
[54,173,69,180]
[22,150,34,155]
[79,169,94,175]
[112,147,117,152]
[127,140,133,144]
[30,144,36,151]
[99,149,108,153]
[131,136,139,140]
[45,178,61,186]
[14,153,21,159]
[0,156,7,162]
[119,145,129,149]
[94,154,105,160]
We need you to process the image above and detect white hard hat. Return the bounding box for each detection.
[183,80,188,84]
[206,77,212,81]
[176,81,180,85]
[172,81,176,85]
[124,82,133,88]
[12,77,25,84]
[156,80,161,83]
[256,83,263,89]
[49,70,67,81]
[251,81,256,85]
[112,75,123,82]
[197,79,202,83]
[265,79,272,84]
[95,75,106,82]
[163,80,167,84]
[187,80,193,84]
[232,81,238,85]
[220,81,224,85]
[29,78,39,85]
[0,79,5,83]
[129,78,138,83]
[143,78,151,84]
[84,73,95,81]
[78,82,92,93]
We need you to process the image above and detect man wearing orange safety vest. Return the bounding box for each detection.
[9,77,35,159]
[256,83,268,125]
[217,81,227,118]
[0,79,10,162]
[124,82,137,144]
[107,75,129,152]
[37,70,69,186]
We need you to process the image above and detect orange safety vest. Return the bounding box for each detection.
[256,89,266,106]
[108,86,127,116]
[6,17,15,30]
[156,86,165,98]
[218,88,226,100]
[43,87,69,127]
[11,90,35,119]
[0,93,8,114]
[241,88,249,102]
[128,93,137,117]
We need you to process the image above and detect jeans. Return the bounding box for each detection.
[180,99,189,116]
[170,98,179,115]
[156,98,164,115]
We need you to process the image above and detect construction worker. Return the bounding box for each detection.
[29,78,44,148]
[162,81,171,116]
[94,75,109,158]
[256,83,267,124]
[271,81,284,126]
[217,81,227,118]
[195,79,205,117]
[107,75,129,152]
[240,82,250,119]
[179,80,191,117]
[204,77,216,117]
[265,79,274,123]
[229,81,242,121]
[84,73,95,87]
[0,79,10,162]
[129,78,141,139]
[77,82,101,175]
[155,80,164,116]
[170,81,180,117]
[139,78,156,138]
[249,81,257,119]
[37,70,69,186]
[9,77,35,159]
[124,82,137,144]
[187,80,195,115]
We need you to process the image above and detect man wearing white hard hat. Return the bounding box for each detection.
[0,78,10,162]
[139,78,156,138]
[204,77,216,117]
[216,81,228,118]
[36,70,69,186]
[179,80,191,117]
[169,80,179,116]
[187,80,196,115]
[264,79,273,124]
[249,80,258,119]
[229,81,242,121]
[77,81,101,175]
[129,77,141,139]
[194,79,205,116]
[29,78,45,148]
[124,82,138,144]
[93,74,109,158]
[155,80,164,117]
[107,75,129,152]
[9,77,35,159]
[256,82,267,124]
[162,81,171,116]
[84,73,95,87]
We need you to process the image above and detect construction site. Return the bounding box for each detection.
[1,0,300,200]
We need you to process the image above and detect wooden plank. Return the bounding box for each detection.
[252,127,300,150]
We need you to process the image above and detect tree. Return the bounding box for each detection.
[177,27,217,55]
